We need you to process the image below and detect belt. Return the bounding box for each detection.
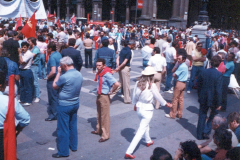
[19,68,29,71]
[177,81,186,83]
[32,64,38,66]
[157,71,162,73]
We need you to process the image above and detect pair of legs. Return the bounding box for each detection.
[47,80,58,119]
[96,94,110,140]
[197,105,217,139]
[126,108,153,154]
[19,69,34,103]
[187,65,204,92]
[119,66,131,103]
[30,65,40,99]
[142,60,149,70]
[153,72,162,109]
[57,103,79,156]
[84,49,93,68]
[169,81,186,118]
[165,63,175,91]
[38,53,46,79]
[222,76,230,111]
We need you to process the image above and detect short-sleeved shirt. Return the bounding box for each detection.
[164,46,176,63]
[175,63,188,82]
[148,54,167,72]
[75,38,84,51]
[47,51,62,80]
[97,72,117,94]
[223,61,234,77]
[235,124,240,142]
[4,57,19,82]
[31,46,40,65]
[119,46,132,66]
[235,51,240,63]
[56,69,83,106]
[19,50,33,69]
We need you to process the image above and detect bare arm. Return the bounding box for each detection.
[52,67,62,90]
[15,75,20,81]
[109,82,120,94]
[115,58,128,72]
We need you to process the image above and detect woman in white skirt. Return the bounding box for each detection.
[125,66,172,159]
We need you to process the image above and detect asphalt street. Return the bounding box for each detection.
[16,49,240,160]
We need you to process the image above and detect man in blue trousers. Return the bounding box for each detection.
[196,55,223,140]
[52,56,83,158]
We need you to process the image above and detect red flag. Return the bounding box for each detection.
[56,18,61,28]
[4,75,16,160]
[71,14,76,24]
[15,15,22,31]
[21,11,37,38]
[155,27,157,39]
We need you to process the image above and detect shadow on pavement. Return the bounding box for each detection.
[186,106,199,114]
[176,118,197,139]
[87,117,97,130]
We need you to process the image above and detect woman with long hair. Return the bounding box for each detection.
[125,66,171,159]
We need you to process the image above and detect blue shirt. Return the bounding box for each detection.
[4,57,19,82]
[0,91,30,129]
[235,125,240,142]
[31,46,40,65]
[47,51,62,80]
[93,47,116,70]
[175,63,188,82]
[56,69,83,106]
[97,72,117,94]
[223,61,234,77]
[119,46,132,67]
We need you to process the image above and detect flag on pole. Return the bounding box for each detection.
[3,75,16,160]
[15,15,22,31]
[137,0,143,9]
[71,14,76,24]
[21,11,37,38]
[56,18,61,28]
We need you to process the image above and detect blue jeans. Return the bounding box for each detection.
[187,66,204,91]
[197,105,218,139]
[38,53,46,79]
[57,103,79,156]
[165,63,175,91]
[47,80,58,119]
[222,76,230,110]
[19,69,34,103]
[201,154,212,160]
[31,65,40,98]
[142,60,149,70]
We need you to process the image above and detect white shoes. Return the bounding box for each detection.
[187,91,191,94]
[23,103,31,106]
[34,98,40,103]
[118,94,124,98]
[165,90,173,94]
[18,100,21,103]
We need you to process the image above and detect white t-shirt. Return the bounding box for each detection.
[164,46,176,63]
[235,51,240,63]
[89,29,94,37]
[19,50,33,69]
[162,41,169,53]
[108,44,115,51]
[148,54,167,72]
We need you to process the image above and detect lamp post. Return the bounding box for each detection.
[197,0,209,24]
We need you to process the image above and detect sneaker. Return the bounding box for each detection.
[165,114,174,119]
[18,100,21,103]
[187,91,190,94]
[170,87,174,91]
[165,90,173,94]
[34,98,40,103]
[23,103,31,106]
[118,94,124,98]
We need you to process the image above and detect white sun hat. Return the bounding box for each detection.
[141,66,157,76]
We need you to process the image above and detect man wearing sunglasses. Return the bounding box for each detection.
[187,42,206,93]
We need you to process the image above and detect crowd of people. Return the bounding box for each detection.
[0,19,240,159]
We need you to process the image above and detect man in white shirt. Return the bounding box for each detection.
[89,26,94,40]
[56,27,66,52]
[74,32,84,51]
[18,42,34,105]
[148,47,166,109]
[155,35,166,54]
[163,37,177,92]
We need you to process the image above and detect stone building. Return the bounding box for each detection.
[44,0,202,28]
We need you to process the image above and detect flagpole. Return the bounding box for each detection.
[135,0,138,24]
